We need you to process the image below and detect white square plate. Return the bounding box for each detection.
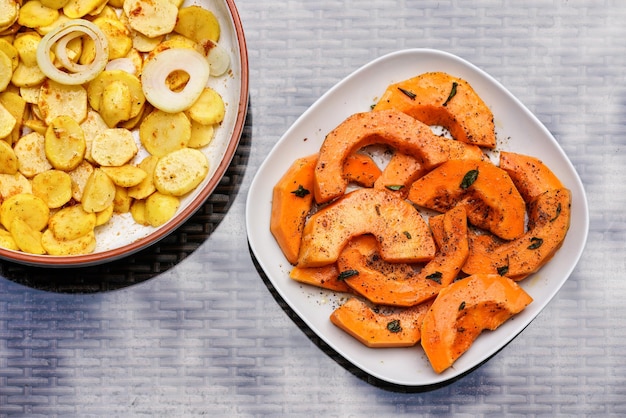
[246,49,589,386]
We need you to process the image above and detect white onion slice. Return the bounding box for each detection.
[106,57,137,75]
[140,48,210,113]
[204,40,231,77]
[36,19,109,86]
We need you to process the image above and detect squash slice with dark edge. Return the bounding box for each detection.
[462,187,571,280]
[330,297,433,348]
[499,151,565,203]
[313,109,485,204]
[297,187,436,267]
[407,159,526,241]
[338,206,469,307]
[373,71,496,148]
[421,273,533,374]
[289,264,351,292]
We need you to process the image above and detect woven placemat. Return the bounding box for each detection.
[0,111,252,294]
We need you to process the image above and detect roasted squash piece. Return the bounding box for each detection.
[462,188,571,280]
[499,151,564,203]
[298,188,436,267]
[314,109,485,203]
[343,153,382,187]
[421,274,533,374]
[408,159,526,240]
[289,264,351,292]
[373,71,496,148]
[270,154,317,264]
[338,206,469,307]
[330,297,432,348]
[374,151,427,197]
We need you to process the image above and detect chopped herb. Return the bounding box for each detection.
[550,203,562,222]
[442,82,458,106]
[397,87,416,100]
[387,319,402,333]
[426,271,443,284]
[385,184,404,191]
[458,301,466,311]
[375,204,381,216]
[337,270,359,281]
[497,265,509,276]
[527,237,543,250]
[291,185,310,198]
[460,169,479,189]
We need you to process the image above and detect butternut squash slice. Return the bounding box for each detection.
[374,151,427,197]
[499,151,564,203]
[289,264,351,292]
[373,71,496,148]
[270,154,318,264]
[314,109,485,203]
[337,206,469,307]
[330,297,432,348]
[297,188,436,267]
[462,187,571,280]
[407,159,526,240]
[421,274,533,374]
[343,153,382,187]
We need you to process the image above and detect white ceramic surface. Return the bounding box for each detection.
[246,49,589,386]
[0,0,248,267]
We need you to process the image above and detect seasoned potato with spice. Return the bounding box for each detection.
[0,103,16,139]
[81,167,116,213]
[101,164,147,187]
[123,0,178,38]
[174,6,220,43]
[145,191,179,226]
[0,228,18,251]
[14,132,53,178]
[0,193,49,232]
[0,172,32,199]
[10,217,45,254]
[41,229,96,255]
[48,205,96,241]
[44,115,87,171]
[127,154,158,199]
[154,148,209,196]
[38,79,88,125]
[32,170,73,208]
[90,128,137,166]
[0,140,18,174]
[185,87,225,126]
[139,109,191,157]
[17,1,59,29]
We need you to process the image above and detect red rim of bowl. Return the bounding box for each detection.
[0,0,250,268]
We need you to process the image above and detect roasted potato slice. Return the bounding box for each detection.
[11,217,46,254]
[48,204,96,240]
[0,192,50,232]
[81,167,116,213]
[41,229,96,255]
[144,191,179,227]
[185,87,225,126]
[101,164,147,187]
[14,131,53,177]
[90,128,137,167]
[154,148,209,196]
[32,170,73,208]
[44,115,86,171]
[139,109,190,157]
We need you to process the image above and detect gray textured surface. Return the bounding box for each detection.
[1,0,625,416]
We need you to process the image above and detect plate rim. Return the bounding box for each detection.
[246,48,589,386]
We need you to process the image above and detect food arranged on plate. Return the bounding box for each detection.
[0,0,231,256]
[270,71,571,374]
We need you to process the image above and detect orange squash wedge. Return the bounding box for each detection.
[314,109,485,203]
[330,297,432,348]
[407,159,526,240]
[462,187,571,280]
[297,188,436,267]
[499,151,564,203]
[374,152,427,197]
[420,274,533,374]
[270,154,318,264]
[337,206,469,307]
[289,264,351,292]
[343,153,382,187]
[373,71,496,148]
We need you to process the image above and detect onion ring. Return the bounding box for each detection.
[36,19,109,86]
[140,48,210,113]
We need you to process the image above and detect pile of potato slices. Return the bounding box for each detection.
[0,0,231,256]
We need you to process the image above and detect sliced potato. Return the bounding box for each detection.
[41,229,96,255]
[185,87,225,126]
[95,204,114,225]
[130,199,148,225]
[88,17,132,61]
[48,204,97,240]
[101,164,147,187]
[0,172,32,199]
[99,80,132,127]
[90,128,138,167]
[154,148,209,196]
[10,217,45,254]
[17,1,59,29]
[0,227,19,251]
[44,115,86,171]
[0,193,50,231]
[39,79,88,125]
[123,0,178,38]
[0,91,27,144]
[145,191,179,227]
[174,6,220,43]
[188,120,214,148]
[112,185,131,213]
[80,110,109,163]
[0,102,16,139]
[87,70,145,119]
[127,154,158,199]
[81,167,116,212]
[10,62,46,88]
[68,160,94,202]
[0,0,19,32]
[0,139,18,174]
[13,32,40,67]
[32,170,73,208]
[63,0,107,18]
[0,50,12,92]
[139,109,190,157]
[14,131,53,177]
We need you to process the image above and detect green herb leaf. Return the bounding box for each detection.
[550,203,562,222]
[460,169,479,189]
[385,184,404,191]
[337,270,359,281]
[387,319,402,333]
[527,237,544,250]
[497,265,509,276]
[397,87,416,100]
[291,185,310,198]
[426,271,443,284]
[403,231,412,239]
[442,81,458,106]
[458,301,466,311]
